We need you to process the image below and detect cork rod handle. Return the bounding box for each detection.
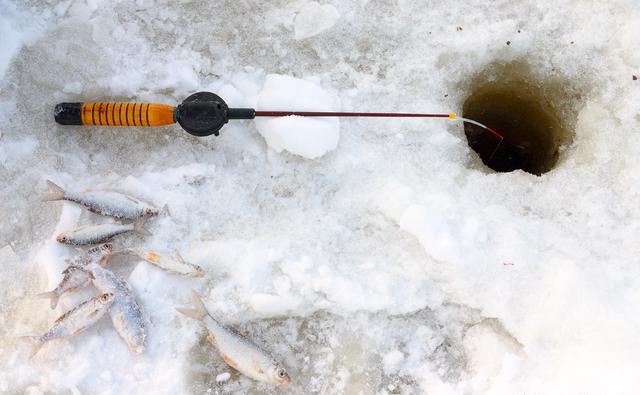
[54,102,176,127]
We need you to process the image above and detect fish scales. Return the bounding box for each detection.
[88,259,146,354]
[126,248,205,277]
[45,180,158,220]
[31,293,114,356]
[37,244,113,309]
[56,221,149,246]
[177,291,291,387]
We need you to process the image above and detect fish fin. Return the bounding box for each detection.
[37,291,59,309]
[20,336,45,358]
[175,307,202,320]
[85,310,99,320]
[144,251,160,263]
[120,247,140,258]
[133,219,151,236]
[130,343,145,354]
[98,255,111,267]
[31,340,45,358]
[175,290,208,321]
[43,180,65,201]
[124,195,140,204]
[222,353,238,368]
[161,204,171,216]
[175,252,185,263]
[108,249,128,258]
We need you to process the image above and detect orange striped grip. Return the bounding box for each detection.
[78,103,175,127]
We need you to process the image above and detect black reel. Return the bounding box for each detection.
[175,92,255,137]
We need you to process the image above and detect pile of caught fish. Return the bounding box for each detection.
[31,180,292,388]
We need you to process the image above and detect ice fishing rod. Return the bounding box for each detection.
[54,91,504,142]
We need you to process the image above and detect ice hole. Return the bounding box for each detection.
[462,65,571,175]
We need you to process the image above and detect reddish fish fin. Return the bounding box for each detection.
[37,291,59,309]
[222,353,238,368]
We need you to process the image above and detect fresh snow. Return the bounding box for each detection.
[1,0,640,394]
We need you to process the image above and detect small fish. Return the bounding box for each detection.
[177,291,292,387]
[44,180,159,220]
[88,257,146,354]
[124,248,205,277]
[28,292,114,356]
[37,244,114,309]
[68,243,114,266]
[56,220,150,246]
[37,266,94,309]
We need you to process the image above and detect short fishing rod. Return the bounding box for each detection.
[54,91,504,144]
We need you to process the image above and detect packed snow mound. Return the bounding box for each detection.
[255,74,340,159]
[294,2,340,40]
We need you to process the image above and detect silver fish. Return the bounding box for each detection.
[88,257,146,354]
[37,266,94,309]
[37,244,114,309]
[29,292,114,356]
[68,243,115,266]
[56,221,150,246]
[177,291,292,387]
[44,180,159,220]
[124,248,205,277]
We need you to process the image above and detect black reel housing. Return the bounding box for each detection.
[175,92,255,136]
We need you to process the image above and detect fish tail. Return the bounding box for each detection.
[129,342,145,355]
[194,265,206,278]
[30,339,45,358]
[43,180,65,201]
[20,336,44,358]
[161,204,171,216]
[176,290,208,321]
[133,219,152,236]
[37,291,59,309]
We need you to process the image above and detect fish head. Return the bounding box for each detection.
[143,207,159,217]
[89,243,113,256]
[194,265,206,277]
[99,243,114,254]
[99,292,115,305]
[269,365,292,388]
[56,234,69,243]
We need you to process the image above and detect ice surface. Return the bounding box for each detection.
[294,2,341,40]
[1,0,640,394]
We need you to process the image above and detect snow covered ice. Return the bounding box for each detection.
[1,0,640,394]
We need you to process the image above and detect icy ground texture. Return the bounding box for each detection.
[1,0,640,393]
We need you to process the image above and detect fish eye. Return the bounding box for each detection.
[277,368,286,378]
